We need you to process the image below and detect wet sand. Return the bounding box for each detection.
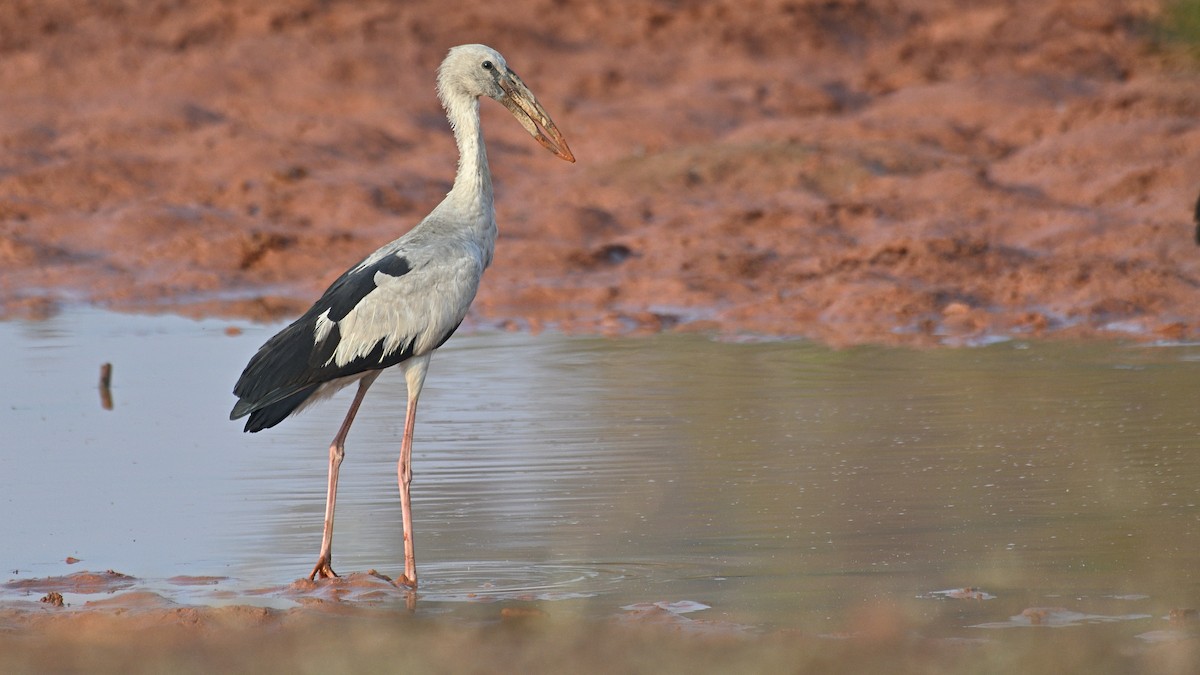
[1,569,1197,675]
[3,0,1200,671]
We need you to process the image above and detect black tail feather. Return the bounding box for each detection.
[242,385,319,433]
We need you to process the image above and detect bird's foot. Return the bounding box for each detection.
[394,573,417,589]
[309,558,339,581]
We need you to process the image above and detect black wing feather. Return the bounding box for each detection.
[325,254,411,322]
[230,253,417,431]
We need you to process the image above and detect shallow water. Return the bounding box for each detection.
[2,308,1199,635]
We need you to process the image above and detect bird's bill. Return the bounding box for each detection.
[498,73,575,163]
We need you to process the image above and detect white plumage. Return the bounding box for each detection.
[230,44,574,587]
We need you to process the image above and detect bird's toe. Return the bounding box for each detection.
[309,560,339,581]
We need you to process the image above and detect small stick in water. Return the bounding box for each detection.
[1194,190,1200,245]
[99,362,113,411]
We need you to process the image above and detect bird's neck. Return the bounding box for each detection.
[445,95,495,231]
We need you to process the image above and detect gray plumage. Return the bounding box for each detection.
[230,234,475,432]
[229,44,574,586]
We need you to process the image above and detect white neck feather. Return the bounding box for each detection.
[442,91,494,214]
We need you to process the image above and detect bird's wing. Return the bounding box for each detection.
[230,247,482,420]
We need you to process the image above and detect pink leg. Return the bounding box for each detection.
[395,392,419,587]
[395,355,430,588]
[310,371,380,580]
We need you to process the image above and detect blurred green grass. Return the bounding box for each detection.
[1157,0,1200,57]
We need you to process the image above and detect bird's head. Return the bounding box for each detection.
[437,44,575,163]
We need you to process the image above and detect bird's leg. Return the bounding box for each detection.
[395,355,430,588]
[395,391,419,587]
[310,371,380,581]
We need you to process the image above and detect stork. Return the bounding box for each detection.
[230,44,574,588]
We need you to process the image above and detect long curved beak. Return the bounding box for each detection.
[498,71,575,163]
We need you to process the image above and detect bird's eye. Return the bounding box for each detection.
[481,60,493,70]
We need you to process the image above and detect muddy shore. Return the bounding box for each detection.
[2,0,1198,346]
[2,569,1197,675]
